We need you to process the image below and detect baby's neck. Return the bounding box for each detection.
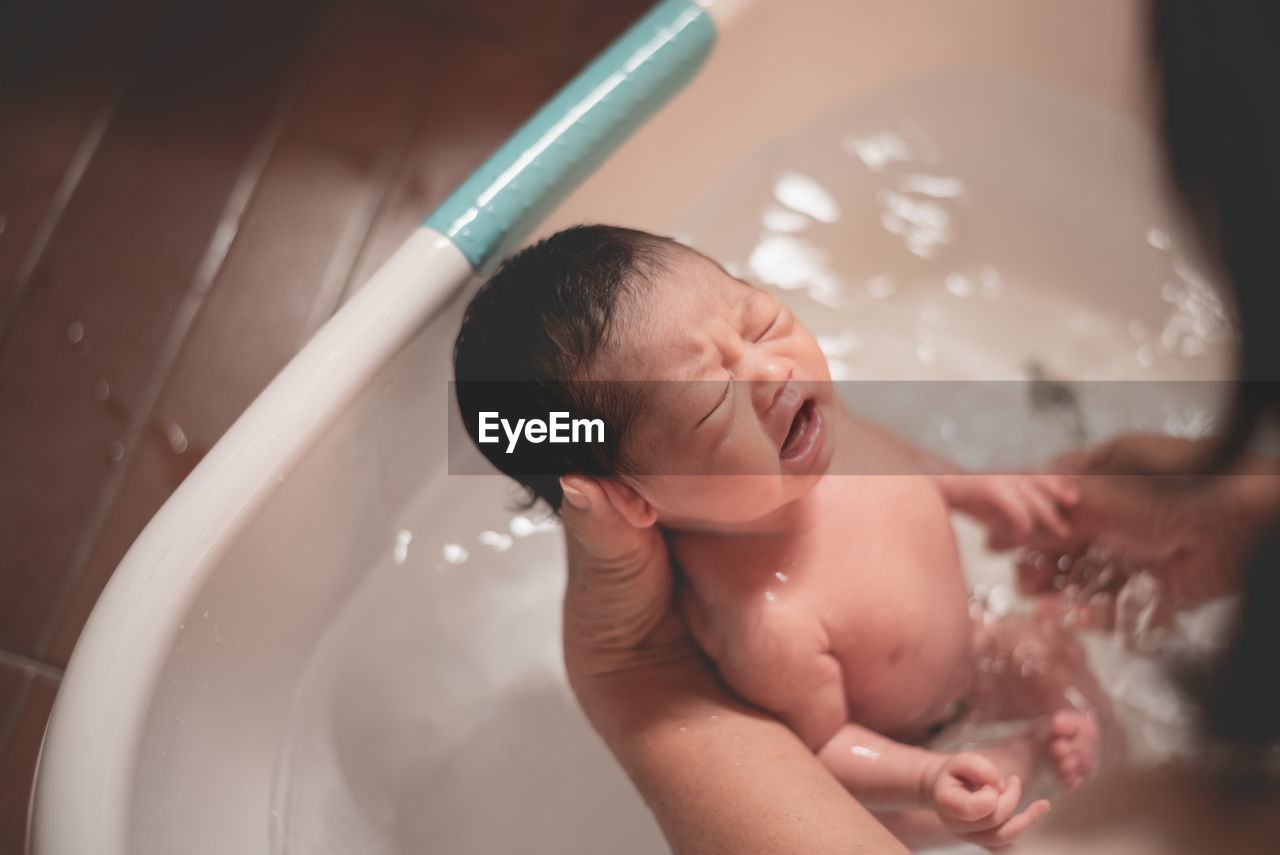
[661,483,825,540]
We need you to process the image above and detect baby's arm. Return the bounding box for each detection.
[819,722,1049,849]
[935,472,1078,547]
[700,603,1048,846]
[840,413,1078,545]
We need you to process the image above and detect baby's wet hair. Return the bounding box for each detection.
[453,224,683,510]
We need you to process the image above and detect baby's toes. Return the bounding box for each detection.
[1048,710,1100,789]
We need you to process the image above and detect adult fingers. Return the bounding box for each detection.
[1042,473,1081,505]
[560,475,682,671]
[1023,482,1071,539]
[995,484,1034,539]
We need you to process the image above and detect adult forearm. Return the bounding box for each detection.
[572,658,912,855]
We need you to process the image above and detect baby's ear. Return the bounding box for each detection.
[597,479,658,528]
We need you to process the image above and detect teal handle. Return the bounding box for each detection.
[425,0,716,270]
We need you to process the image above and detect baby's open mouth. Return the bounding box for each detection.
[780,397,817,460]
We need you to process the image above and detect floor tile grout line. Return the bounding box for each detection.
[26,5,333,664]
[0,90,120,346]
[0,0,174,349]
[0,649,63,684]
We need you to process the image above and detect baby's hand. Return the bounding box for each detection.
[939,473,1079,550]
[925,752,1051,850]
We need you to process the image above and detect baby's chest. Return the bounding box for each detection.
[681,525,963,658]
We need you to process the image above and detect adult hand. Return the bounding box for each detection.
[1013,434,1280,631]
[560,474,695,692]
[557,474,913,855]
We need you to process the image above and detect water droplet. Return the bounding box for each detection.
[92,377,110,402]
[866,275,896,299]
[774,571,789,583]
[66,321,85,344]
[393,529,413,565]
[817,331,861,358]
[1179,337,1205,358]
[106,439,124,463]
[1135,345,1154,367]
[899,174,965,198]
[849,745,881,760]
[442,543,469,564]
[944,273,972,297]
[165,422,188,454]
[478,530,513,552]
[764,590,776,602]
[843,131,911,172]
[762,204,810,233]
[1146,227,1171,250]
[773,172,840,223]
[509,516,536,538]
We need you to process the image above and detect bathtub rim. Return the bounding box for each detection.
[26,1,732,851]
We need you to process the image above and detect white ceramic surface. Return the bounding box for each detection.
[31,2,1229,854]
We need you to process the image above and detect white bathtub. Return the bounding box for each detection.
[30,1,1232,853]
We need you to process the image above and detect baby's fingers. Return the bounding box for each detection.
[947,774,1022,833]
[937,782,999,824]
[963,799,1051,850]
[946,753,1003,789]
[935,754,1002,822]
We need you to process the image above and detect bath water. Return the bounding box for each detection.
[270,72,1236,854]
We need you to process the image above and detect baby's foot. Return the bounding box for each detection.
[1048,710,1099,789]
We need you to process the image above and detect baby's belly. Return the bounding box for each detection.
[816,479,976,740]
[831,599,974,741]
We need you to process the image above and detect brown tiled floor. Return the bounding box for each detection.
[0,0,649,849]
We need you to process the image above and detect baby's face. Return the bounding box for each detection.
[591,252,835,525]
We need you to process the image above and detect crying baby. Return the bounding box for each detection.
[453,224,1118,849]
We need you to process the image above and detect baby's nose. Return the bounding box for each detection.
[746,358,792,412]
